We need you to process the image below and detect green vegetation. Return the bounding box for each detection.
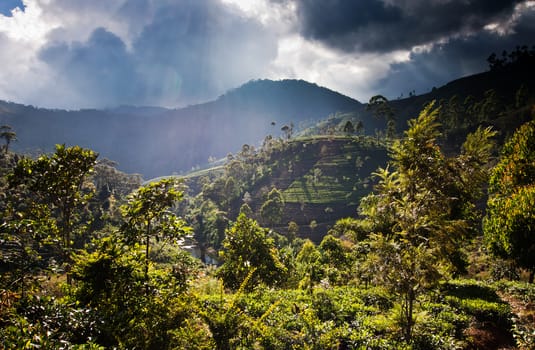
[484,119,535,283]
[2,57,535,349]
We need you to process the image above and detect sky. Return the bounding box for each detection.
[0,0,534,109]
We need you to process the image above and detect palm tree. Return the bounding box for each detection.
[0,125,16,153]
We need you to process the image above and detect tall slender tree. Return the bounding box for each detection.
[121,178,190,283]
[359,102,496,341]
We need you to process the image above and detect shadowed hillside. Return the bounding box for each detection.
[0,80,364,178]
[2,55,535,179]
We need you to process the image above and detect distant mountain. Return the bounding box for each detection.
[0,79,364,178]
[2,59,535,179]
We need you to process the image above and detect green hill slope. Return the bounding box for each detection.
[184,135,388,242]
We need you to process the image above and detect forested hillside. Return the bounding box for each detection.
[1,50,535,349]
[170,49,535,248]
[182,135,388,245]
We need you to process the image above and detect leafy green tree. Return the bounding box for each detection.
[318,234,352,285]
[287,220,299,243]
[359,102,496,341]
[328,217,368,242]
[473,89,502,124]
[223,176,239,211]
[319,235,348,267]
[188,196,228,263]
[367,95,393,119]
[92,158,142,199]
[438,95,463,131]
[295,239,323,289]
[363,234,441,341]
[71,231,194,348]
[484,120,535,282]
[239,203,253,217]
[0,200,54,295]
[217,213,286,290]
[8,144,98,263]
[260,187,285,229]
[121,178,190,282]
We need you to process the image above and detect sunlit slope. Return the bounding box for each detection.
[184,135,388,241]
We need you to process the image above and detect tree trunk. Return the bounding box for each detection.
[63,206,73,284]
[402,289,414,343]
[145,221,151,283]
[407,289,414,342]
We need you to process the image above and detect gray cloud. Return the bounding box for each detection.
[131,0,277,106]
[37,0,278,108]
[287,0,524,53]
[374,5,535,98]
[3,0,535,110]
[40,28,143,107]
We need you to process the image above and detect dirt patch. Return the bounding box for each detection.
[498,291,535,349]
[464,322,516,349]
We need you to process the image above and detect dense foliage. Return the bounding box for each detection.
[2,73,535,349]
[484,119,535,283]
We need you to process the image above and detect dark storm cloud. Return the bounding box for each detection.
[374,5,535,98]
[287,0,524,53]
[39,28,143,107]
[38,0,277,108]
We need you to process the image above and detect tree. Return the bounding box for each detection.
[309,220,317,235]
[318,234,351,284]
[260,187,285,229]
[224,176,239,200]
[217,213,286,290]
[287,221,299,243]
[355,120,364,135]
[8,144,98,263]
[359,102,496,341]
[239,203,253,217]
[295,240,322,288]
[484,120,535,282]
[363,234,441,341]
[342,120,354,135]
[0,197,53,295]
[367,95,396,138]
[281,123,293,140]
[121,178,190,282]
[188,196,228,263]
[0,125,16,153]
[328,217,368,242]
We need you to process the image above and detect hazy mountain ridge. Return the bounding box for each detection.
[1,62,534,178]
[0,79,364,178]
